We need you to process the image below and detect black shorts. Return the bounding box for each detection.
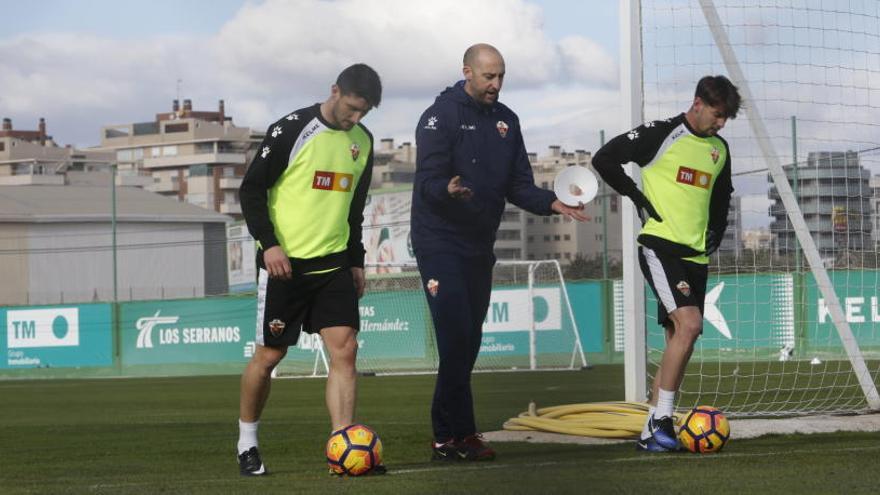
[638,246,708,327]
[255,267,359,348]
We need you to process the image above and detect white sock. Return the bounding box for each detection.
[238,419,259,455]
[654,389,676,419]
[640,406,656,440]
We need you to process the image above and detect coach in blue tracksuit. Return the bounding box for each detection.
[412,43,587,462]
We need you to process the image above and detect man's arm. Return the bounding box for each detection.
[505,121,556,215]
[240,119,298,277]
[705,146,734,255]
[592,122,667,222]
[414,109,463,207]
[347,142,373,270]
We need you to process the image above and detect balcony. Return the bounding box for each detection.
[219,202,242,215]
[143,152,247,169]
[219,177,243,189]
[148,181,180,193]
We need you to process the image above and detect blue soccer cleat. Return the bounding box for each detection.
[643,415,679,450]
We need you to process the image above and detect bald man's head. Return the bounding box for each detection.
[463,43,504,67]
[462,43,505,106]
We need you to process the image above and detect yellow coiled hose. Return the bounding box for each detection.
[503,401,682,439]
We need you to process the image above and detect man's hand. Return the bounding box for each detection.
[263,246,292,280]
[447,175,473,200]
[630,190,663,223]
[551,199,590,222]
[705,229,723,256]
[351,267,365,299]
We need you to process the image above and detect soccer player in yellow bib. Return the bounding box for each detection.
[236,64,382,475]
[593,75,742,452]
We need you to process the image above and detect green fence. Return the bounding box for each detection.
[2,270,877,379]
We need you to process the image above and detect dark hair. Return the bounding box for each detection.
[336,63,382,108]
[695,75,742,119]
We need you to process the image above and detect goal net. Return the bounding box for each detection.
[627,0,880,416]
[273,260,586,377]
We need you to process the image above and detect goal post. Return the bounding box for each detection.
[621,0,880,416]
[272,260,587,377]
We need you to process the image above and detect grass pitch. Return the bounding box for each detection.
[4,366,880,494]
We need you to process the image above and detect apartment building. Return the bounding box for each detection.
[0,118,120,186]
[94,99,263,219]
[526,146,623,264]
[769,151,873,255]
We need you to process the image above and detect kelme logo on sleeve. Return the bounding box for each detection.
[676,166,712,189]
[313,171,354,192]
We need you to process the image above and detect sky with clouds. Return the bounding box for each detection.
[0,0,620,156]
[3,1,877,230]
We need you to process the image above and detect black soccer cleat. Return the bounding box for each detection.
[238,446,267,476]
[431,439,458,462]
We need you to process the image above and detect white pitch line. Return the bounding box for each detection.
[608,444,880,463]
[80,444,880,489]
[388,459,578,475]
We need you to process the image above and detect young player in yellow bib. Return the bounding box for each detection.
[593,75,742,452]
[236,64,381,475]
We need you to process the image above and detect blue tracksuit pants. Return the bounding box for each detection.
[416,252,495,441]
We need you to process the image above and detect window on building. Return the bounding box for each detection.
[596,216,602,223]
[162,145,178,157]
[554,252,561,259]
[527,236,534,243]
[224,166,235,177]
[116,149,133,161]
[527,254,536,260]
[0,142,5,152]
[494,248,521,260]
[564,234,571,241]
[196,142,214,154]
[564,216,572,223]
[189,164,209,176]
[543,235,550,241]
[596,234,603,241]
[164,123,189,133]
[105,126,130,138]
[610,195,619,213]
[565,252,572,260]
[541,181,549,188]
[527,217,534,224]
[133,148,144,160]
[151,146,161,158]
[553,217,560,223]
[501,210,521,222]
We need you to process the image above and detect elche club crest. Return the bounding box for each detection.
[350,143,360,160]
[426,279,439,297]
[268,318,286,337]
[711,147,720,164]
[496,120,509,138]
[676,281,691,297]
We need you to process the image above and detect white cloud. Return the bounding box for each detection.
[0,0,617,149]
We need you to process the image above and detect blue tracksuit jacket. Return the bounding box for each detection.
[411,81,556,256]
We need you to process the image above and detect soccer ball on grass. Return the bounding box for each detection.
[326,424,383,475]
[678,405,730,453]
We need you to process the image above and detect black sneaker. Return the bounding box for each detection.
[238,446,267,476]
[455,434,496,461]
[431,439,457,461]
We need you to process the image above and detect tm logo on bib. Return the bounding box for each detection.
[313,171,354,192]
[676,166,712,189]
